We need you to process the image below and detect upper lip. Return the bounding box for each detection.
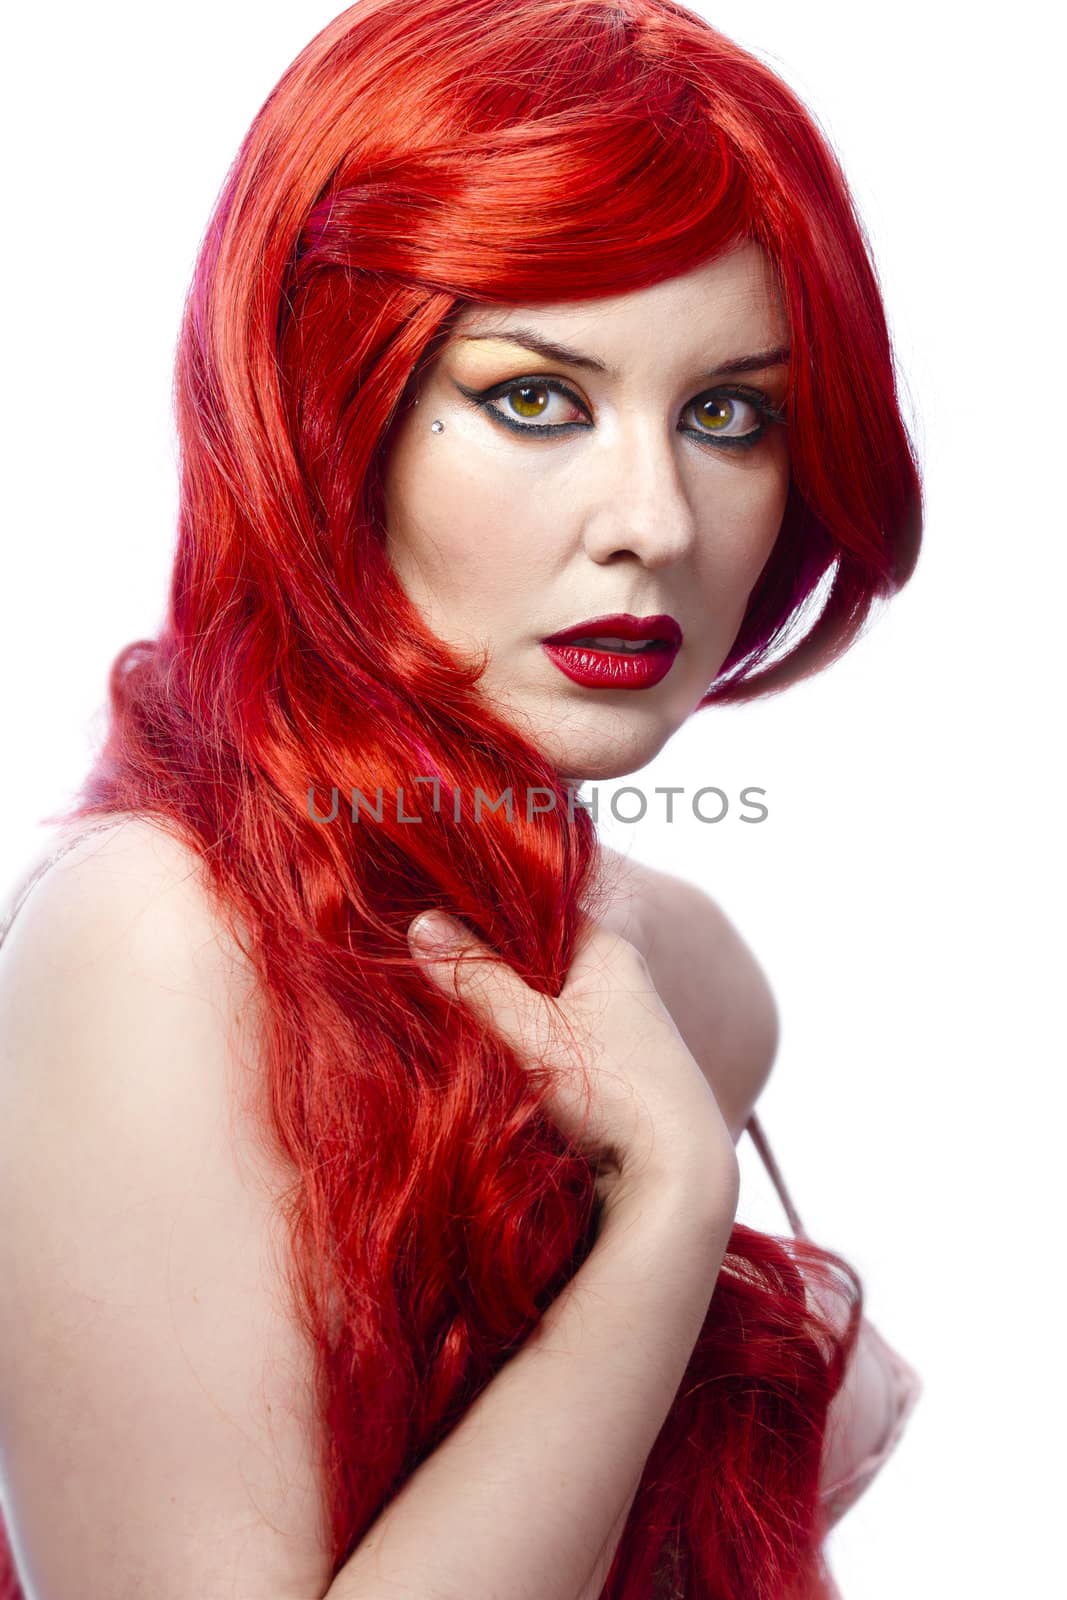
[542,613,683,647]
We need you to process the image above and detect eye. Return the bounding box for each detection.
[453,375,786,449]
[684,392,764,442]
[458,377,590,434]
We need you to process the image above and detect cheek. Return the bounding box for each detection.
[748,435,791,542]
[748,469,790,575]
[381,437,472,582]
[385,435,555,599]
[702,455,790,589]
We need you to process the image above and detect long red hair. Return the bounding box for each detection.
[1,2,921,1595]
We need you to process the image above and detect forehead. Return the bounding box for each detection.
[451,241,788,352]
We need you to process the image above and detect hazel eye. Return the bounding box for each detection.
[507,383,550,418]
[452,374,590,437]
[499,381,584,424]
[453,373,783,451]
[686,393,762,439]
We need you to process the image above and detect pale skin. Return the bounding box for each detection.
[0,826,775,1600]
[378,237,790,1140]
[380,240,792,783]
[0,243,873,1599]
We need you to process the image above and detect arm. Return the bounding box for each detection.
[326,1175,733,1600]
[0,823,732,1600]
[593,850,780,1144]
[573,1484,641,1600]
[0,824,337,1600]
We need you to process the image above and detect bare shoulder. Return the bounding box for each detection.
[0,818,332,1598]
[596,845,779,1141]
[1,815,245,973]
[0,816,267,1067]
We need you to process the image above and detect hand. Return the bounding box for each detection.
[407,909,739,1222]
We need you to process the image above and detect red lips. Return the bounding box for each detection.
[541,612,683,646]
[540,613,683,691]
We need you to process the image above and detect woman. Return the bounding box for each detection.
[0,1,923,1596]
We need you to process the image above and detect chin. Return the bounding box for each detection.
[536,722,675,787]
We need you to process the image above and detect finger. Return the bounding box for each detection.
[407,913,558,1060]
[565,912,652,995]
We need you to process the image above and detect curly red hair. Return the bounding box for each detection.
[1,3,921,1595]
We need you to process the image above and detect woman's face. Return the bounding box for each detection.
[380,240,791,782]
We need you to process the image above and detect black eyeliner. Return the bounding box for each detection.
[452,376,588,437]
[451,375,786,449]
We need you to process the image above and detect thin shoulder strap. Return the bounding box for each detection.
[0,819,130,951]
[745,1110,808,1239]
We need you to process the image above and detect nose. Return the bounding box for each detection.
[580,420,699,567]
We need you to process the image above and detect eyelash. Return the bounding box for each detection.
[453,375,787,452]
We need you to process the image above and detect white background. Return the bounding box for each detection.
[1,3,1062,1594]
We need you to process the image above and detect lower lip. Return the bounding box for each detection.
[540,640,680,690]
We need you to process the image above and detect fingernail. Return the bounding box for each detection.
[409,911,459,954]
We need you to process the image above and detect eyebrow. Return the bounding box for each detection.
[453,328,792,381]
